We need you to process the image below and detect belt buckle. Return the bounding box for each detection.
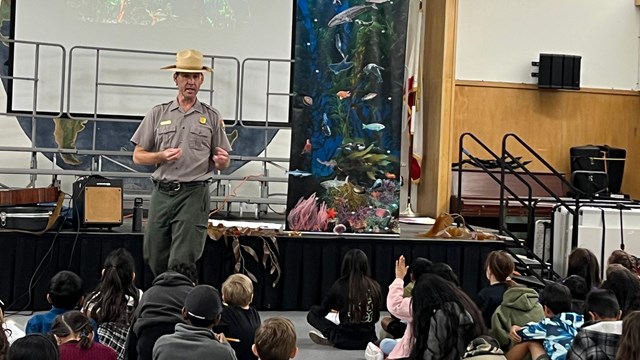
[172,182,181,191]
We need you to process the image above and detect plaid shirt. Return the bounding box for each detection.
[566,321,622,360]
[98,322,129,360]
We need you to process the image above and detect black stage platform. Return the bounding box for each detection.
[0,224,505,312]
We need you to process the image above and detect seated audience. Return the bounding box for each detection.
[26,270,84,335]
[476,251,518,328]
[490,284,545,352]
[252,317,298,360]
[8,333,59,360]
[462,336,507,360]
[125,263,196,360]
[567,248,601,290]
[51,311,117,360]
[83,248,142,359]
[615,310,640,360]
[366,255,430,360]
[506,282,584,360]
[307,249,381,350]
[410,273,486,360]
[562,275,588,315]
[152,285,236,360]
[607,249,637,275]
[380,257,432,340]
[566,289,622,360]
[431,262,460,287]
[600,265,640,318]
[216,273,261,360]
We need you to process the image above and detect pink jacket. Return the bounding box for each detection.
[386,278,413,359]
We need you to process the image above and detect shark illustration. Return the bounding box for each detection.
[363,63,385,83]
[329,56,354,74]
[320,176,350,189]
[287,169,313,177]
[328,5,376,27]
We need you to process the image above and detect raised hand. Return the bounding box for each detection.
[395,255,409,280]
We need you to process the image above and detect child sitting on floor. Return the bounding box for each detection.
[26,270,84,335]
[218,273,261,360]
[506,282,584,360]
[252,317,298,360]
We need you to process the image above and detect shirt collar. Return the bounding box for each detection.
[169,98,204,114]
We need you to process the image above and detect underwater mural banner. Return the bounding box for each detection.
[286,0,410,234]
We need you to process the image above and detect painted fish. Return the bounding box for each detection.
[336,90,351,99]
[301,139,312,154]
[328,5,376,27]
[303,96,313,106]
[333,0,342,4]
[366,0,391,4]
[335,33,346,59]
[370,178,383,189]
[317,158,338,168]
[362,123,386,131]
[287,169,313,177]
[328,56,354,74]
[322,114,332,136]
[385,172,396,179]
[355,143,366,151]
[363,63,384,83]
[362,92,377,101]
[321,176,350,189]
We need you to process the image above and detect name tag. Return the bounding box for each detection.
[160,120,172,126]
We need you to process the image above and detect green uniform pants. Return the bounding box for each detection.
[144,181,210,276]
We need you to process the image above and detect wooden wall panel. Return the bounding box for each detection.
[452,81,640,198]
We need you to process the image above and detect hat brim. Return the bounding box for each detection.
[161,65,213,73]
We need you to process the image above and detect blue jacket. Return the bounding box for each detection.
[518,312,584,360]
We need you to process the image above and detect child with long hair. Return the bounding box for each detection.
[615,310,640,359]
[476,251,518,328]
[51,311,117,360]
[601,265,640,318]
[567,248,601,290]
[410,273,486,360]
[307,249,382,350]
[83,248,142,359]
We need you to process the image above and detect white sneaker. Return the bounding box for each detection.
[309,330,332,346]
[365,342,384,360]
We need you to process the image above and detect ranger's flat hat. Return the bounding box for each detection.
[161,49,213,73]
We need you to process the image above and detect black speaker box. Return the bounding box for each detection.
[570,145,626,195]
[538,54,581,90]
[73,176,123,228]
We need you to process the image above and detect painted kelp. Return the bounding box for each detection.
[287,0,409,233]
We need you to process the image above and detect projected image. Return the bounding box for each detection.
[65,0,253,28]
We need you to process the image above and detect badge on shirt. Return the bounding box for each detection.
[160,120,172,126]
[199,117,207,124]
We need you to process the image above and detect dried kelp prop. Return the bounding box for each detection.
[207,223,282,287]
[287,193,329,231]
[417,213,497,240]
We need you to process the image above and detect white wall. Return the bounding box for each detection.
[456,0,640,90]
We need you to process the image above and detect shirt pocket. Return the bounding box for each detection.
[156,125,177,150]
[189,126,213,151]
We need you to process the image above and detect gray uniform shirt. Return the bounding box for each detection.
[131,98,231,182]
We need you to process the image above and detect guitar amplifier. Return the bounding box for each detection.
[72,176,123,228]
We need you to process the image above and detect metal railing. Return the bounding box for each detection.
[0,41,293,218]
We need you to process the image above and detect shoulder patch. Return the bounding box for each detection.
[218,118,225,129]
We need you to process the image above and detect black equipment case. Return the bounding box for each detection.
[0,204,61,232]
[570,145,626,196]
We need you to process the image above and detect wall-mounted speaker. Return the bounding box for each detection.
[72,176,123,228]
[535,53,581,90]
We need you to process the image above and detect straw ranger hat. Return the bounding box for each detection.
[161,49,213,73]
